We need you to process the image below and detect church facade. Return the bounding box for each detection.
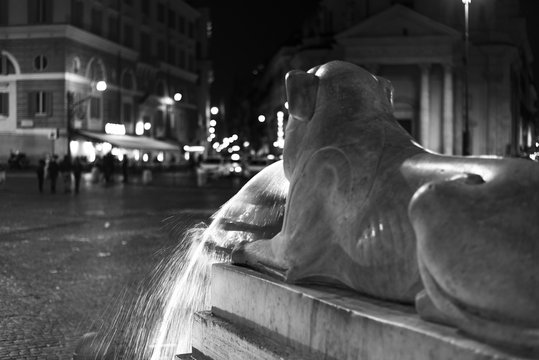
[254,0,536,157]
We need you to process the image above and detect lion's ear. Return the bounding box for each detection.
[285,70,319,122]
[376,76,394,111]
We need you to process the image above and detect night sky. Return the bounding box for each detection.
[193,0,539,110]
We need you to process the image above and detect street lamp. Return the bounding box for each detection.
[462,0,471,155]
[66,81,107,158]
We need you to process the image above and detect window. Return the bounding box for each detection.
[28,0,53,24]
[122,71,134,90]
[168,45,175,65]
[157,3,165,23]
[140,32,151,61]
[0,92,8,117]
[0,0,9,25]
[141,0,150,15]
[168,9,176,29]
[188,21,194,38]
[0,55,16,75]
[28,91,52,116]
[123,23,133,47]
[108,15,119,42]
[90,97,101,119]
[91,8,103,35]
[178,15,185,34]
[72,0,84,27]
[157,40,165,60]
[33,55,48,71]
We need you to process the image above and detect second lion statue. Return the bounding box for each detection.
[218,60,539,351]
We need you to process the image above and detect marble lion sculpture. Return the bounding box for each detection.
[216,60,539,351]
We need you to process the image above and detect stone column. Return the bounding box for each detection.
[419,64,431,149]
[442,64,454,155]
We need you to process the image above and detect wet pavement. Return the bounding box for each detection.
[0,171,238,359]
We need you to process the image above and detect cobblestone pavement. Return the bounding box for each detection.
[0,173,238,359]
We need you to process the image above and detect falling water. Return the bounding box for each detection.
[77,161,288,360]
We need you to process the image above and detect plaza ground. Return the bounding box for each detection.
[0,171,238,359]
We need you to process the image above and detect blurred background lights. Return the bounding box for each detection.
[144,122,152,130]
[258,115,266,123]
[174,92,183,101]
[135,121,144,135]
[210,106,219,115]
[209,119,217,127]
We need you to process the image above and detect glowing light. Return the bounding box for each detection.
[208,127,215,134]
[231,145,240,152]
[144,122,152,130]
[136,121,144,135]
[174,92,183,101]
[96,80,107,92]
[105,123,126,135]
[267,154,275,160]
[163,97,174,105]
[231,134,238,141]
[258,115,265,123]
[243,141,250,147]
[69,141,79,156]
[231,153,240,161]
[209,119,217,127]
[157,152,164,162]
[142,153,149,162]
[234,166,242,173]
[212,142,219,149]
[111,148,121,157]
[284,101,288,109]
[210,106,219,115]
[102,142,112,153]
[277,111,284,119]
[134,150,140,161]
[183,145,205,152]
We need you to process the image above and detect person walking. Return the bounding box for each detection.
[47,155,59,194]
[36,159,45,193]
[59,155,72,193]
[72,157,83,194]
[122,156,129,184]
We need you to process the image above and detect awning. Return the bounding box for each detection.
[74,130,180,152]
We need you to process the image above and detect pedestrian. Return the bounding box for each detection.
[103,152,114,184]
[122,156,129,184]
[59,155,72,193]
[36,158,45,193]
[47,155,59,193]
[72,157,83,194]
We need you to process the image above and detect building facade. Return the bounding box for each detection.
[0,0,211,163]
[253,0,536,157]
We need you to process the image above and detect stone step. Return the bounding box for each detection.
[191,310,323,360]
[202,263,534,360]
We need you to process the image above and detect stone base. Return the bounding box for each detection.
[190,264,534,360]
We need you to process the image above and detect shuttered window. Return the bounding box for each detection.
[28,91,53,117]
[0,92,8,117]
[28,0,53,24]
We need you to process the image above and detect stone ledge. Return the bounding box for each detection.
[207,263,534,360]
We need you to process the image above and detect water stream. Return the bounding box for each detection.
[79,162,288,360]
